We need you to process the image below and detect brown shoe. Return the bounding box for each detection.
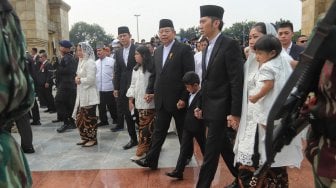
[76,140,88,145]
[82,140,97,147]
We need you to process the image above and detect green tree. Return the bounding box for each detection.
[69,22,114,48]
[178,26,200,41]
[223,21,256,46]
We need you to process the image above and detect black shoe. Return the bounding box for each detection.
[97,122,109,127]
[123,140,138,150]
[133,158,157,170]
[22,147,35,154]
[52,119,62,123]
[44,109,50,112]
[165,170,183,180]
[225,179,239,188]
[111,127,123,132]
[31,121,41,125]
[56,124,76,133]
[40,105,47,109]
[49,110,56,114]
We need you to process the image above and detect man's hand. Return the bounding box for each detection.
[194,108,203,119]
[176,100,186,109]
[113,90,119,98]
[227,115,240,130]
[129,100,134,112]
[75,76,81,85]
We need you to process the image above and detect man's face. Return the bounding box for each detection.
[39,55,46,62]
[158,27,175,45]
[118,33,131,47]
[96,48,105,59]
[296,36,308,47]
[199,17,217,38]
[277,27,294,47]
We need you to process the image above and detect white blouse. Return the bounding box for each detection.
[126,66,155,109]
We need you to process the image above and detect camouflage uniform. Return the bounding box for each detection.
[0,1,34,187]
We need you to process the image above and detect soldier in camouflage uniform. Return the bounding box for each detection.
[0,0,35,187]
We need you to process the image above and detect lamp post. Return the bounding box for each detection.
[134,14,140,43]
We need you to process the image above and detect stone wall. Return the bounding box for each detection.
[8,0,70,57]
[301,0,333,35]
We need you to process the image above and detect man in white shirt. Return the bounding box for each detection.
[95,44,118,127]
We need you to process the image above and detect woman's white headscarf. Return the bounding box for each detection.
[78,41,95,60]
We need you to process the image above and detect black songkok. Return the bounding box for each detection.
[200,5,224,20]
[159,19,174,29]
[118,26,130,35]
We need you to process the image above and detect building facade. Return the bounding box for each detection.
[301,0,333,35]
[9,0,70,58]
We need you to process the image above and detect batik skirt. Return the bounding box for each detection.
[76,105,98,141]
[136,109,155,156]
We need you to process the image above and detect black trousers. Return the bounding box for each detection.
[196,120,238,188]
[116,94,137,142]
[55,89,76,125]
[175,128,206,173]
[4,113,34,150]
[30,98,40,122]
[98,91,117,123]
[146,107,186,168]
[38,86,55,111]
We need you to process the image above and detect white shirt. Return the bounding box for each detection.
[126,66,155,109]
[205,33,221,69]
[188,90,199,107]
[194,51,203,83]
[162,40,175,67]
[123,44,131,66]
[284,42,293,54]
[95,56,115,91]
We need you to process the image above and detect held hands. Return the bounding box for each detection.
[176,100,186,109]
[113,90,119,98]
[194,108,203,119]
[129,100,134,112]
[227,115,240,130]
[44,83,49,88]
[144,94,154,103]
[75,76,81,85]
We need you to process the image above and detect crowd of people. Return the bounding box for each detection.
[2,0,336,187]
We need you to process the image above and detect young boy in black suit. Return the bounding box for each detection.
[166,71,206,180]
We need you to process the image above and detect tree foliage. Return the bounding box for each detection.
[69,22,114,48]
[223,21,256,46]
[178,26,200,41]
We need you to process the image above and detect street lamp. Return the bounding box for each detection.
[134,14,140,43]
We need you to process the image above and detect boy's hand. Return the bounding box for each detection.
[176,100,185,109]
[194,108,203,119]
[227,115,240,130]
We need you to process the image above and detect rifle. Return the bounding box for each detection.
[250,1,336,186]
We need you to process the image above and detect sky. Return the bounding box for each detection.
[63,0,302,42]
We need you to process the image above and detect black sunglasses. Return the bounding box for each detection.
[299,40,307,43]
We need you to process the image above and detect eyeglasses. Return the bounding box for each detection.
[299,40,307,43]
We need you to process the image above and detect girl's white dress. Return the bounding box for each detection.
[234,51,303,168]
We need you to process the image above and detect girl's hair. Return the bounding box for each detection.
[254,34,282,59]
[252,22,267,35]
[134,45,154,73]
